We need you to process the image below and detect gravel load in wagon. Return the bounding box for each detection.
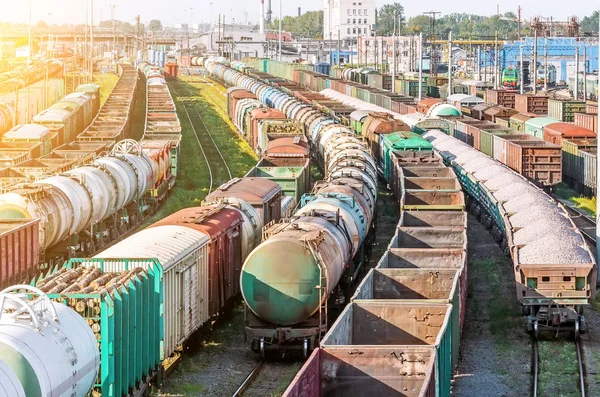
[473,165,513,181]
[519,234,591,264]
[503,190,554,212]
[482,171,527,191]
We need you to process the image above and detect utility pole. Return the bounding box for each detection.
[337,29,341,66]
[423,11,441,83]
[575,46,579,100]
[418,32,423,101]
[494,32,498,89]
[544,38,548,91]
[90,1,94,83]
[448,31,452,98]
[278,0,282,61]
[28,0,31,64]
[596,6,600,264]
[519,43,524,94]
[392,11,397,93]
[533,30,538,94]
[583,46,587,100]
[110,4,116,63]
[517,6,522,41]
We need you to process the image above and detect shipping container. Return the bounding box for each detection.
[492,134,562,186]
[321,302,453,397]
[574,113,598,133]
[515,94,548,114]
[543,123,596,146]
[547,99,586,122]
[0,219,39,290]
[282,347,436,397]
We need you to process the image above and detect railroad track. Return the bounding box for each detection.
[533,338,586,397]
[232,360,265,397]
[552,194,596,249]
[180,100,232,193]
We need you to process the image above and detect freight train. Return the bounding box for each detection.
[0,62,181,275]
[0,65,135,192]
[284,143,466,397]
[207,58,384,357]
[241,58,598,338]
[0,63,315,396]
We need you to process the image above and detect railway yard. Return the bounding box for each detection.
[2,30,600,397]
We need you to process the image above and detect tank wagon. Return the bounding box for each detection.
[0,63,181,268]
[23,177,281,395]
[425,129,596,338]
[0,285,100,397]
[207,59,382,356]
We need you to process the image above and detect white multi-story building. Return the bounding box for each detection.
[324,0,376,41]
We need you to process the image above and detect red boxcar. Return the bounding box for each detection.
[151,206,243,315]
[0,219,40,290]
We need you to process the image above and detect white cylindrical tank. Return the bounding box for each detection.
[66,166,118,223]
[42,176,93,235]
[0,360,26,397]
[118,153,155,199]
[0,286,99,397]
[0,186,73,250]
[94,157,136,209]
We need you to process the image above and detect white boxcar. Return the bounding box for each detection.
[91,225,210,359]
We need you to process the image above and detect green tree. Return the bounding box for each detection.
[581,11,599,35]
[148,19,163,32]
[268,11,323,39]
[376,3,405,36]
[407,15,431,36]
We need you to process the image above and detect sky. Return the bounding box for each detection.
[0,0,596,27]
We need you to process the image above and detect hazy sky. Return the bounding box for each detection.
[0,0,596,27]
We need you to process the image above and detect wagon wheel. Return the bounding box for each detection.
[112,139,142,156]
[574,318,580,341]
[533,320,539,340]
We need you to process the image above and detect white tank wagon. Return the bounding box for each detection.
[0,139,157,254]
[0,285,99,397]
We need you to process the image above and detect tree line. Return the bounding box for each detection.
[272,3,599,39]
